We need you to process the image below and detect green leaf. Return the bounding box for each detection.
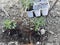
[20,0,34,9]
[32,17,46,31]
[4,20,16,30]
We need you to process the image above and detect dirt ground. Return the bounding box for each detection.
[0,0,60,45]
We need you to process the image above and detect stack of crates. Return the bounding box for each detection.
[27,0,50,17]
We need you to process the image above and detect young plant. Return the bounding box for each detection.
[4,20,16,30]
[20,0,34,11]
[32,17,46,31]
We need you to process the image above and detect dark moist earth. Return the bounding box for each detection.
[0,0,60,45]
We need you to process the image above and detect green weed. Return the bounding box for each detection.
[4,19,16,30]
[32,17,46,31]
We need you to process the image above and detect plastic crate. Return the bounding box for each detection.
[33,0,50,16]
[27,11,33,17]
[34,9,41,17]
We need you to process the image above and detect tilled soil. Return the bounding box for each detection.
[0,0,60,45]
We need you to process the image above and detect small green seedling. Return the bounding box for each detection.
[4,20,16,30]
[20,0,34,10]
[32,17,46,31]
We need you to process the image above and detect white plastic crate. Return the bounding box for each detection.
[42,8,49,16]
[34,9,41,16]
[27,0,50,17]
[33,0,50,16]
[27,11,33,17]
[33,4,39,10]
[40,2,50,16]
